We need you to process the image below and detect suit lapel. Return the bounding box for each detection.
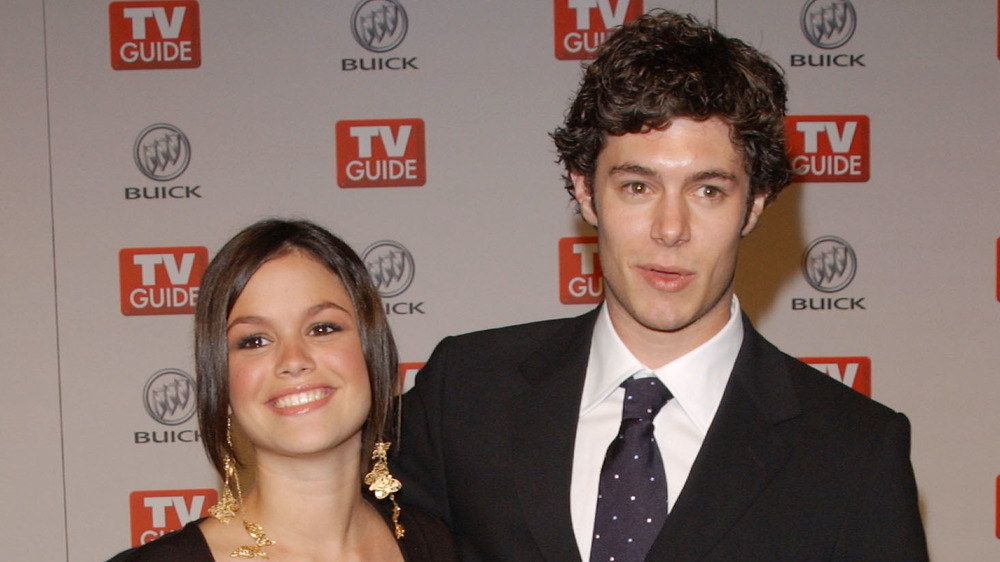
[509,309,599,562]
[647,316,802,561]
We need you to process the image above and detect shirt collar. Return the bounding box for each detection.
[579,295,744,434]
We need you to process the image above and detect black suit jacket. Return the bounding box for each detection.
[396,309,928,561]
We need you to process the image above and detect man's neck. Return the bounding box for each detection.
[605,295,735,369]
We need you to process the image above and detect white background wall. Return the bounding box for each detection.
[1,1,66,560]
[1,1,998,560]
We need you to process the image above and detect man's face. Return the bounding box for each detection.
[572,117,766,364]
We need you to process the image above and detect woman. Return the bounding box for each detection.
[111,219,454,561]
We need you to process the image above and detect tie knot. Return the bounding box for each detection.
[621,376,671,421]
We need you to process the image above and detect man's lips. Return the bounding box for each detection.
[637,265,695,291]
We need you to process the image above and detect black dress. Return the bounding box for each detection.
[108,498,456,562]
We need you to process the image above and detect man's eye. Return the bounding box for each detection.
[699,185,722,198]
[625,182,648,194]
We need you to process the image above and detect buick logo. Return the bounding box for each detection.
[134,123,191,181]
[143,369,196,426]
[351,0,408,53]
[801,0,857,50]
[802,236,857,293]
[362,240,415,298]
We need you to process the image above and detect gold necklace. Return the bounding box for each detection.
[209,440,405,558]
[232,519,276,559]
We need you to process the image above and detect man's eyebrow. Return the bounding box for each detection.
[690,169,740,183]
[607,163,658,177]
[607,164,740,183]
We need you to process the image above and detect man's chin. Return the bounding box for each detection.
[638,315,697,335]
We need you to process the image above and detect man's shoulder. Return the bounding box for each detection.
[743,321,900,422]
[434,309,598,357]
[774,345,902,428]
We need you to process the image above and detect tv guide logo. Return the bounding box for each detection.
[130,489,216,546]
[119,247,209,315]
[800,356,871,397]
[786,115,870,182]
[554,0,644,60]
[560,237,603,304]
[336,119,426,188]
[110,1,201,70]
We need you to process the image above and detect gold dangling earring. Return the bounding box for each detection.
[363,441,405,539]
[208,416,242,524]
[205,416,275,558]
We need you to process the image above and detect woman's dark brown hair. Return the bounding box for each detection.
[194,218,398,476]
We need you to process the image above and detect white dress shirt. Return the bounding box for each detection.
[570,295,744,560]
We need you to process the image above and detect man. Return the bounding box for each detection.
[396,10,927,562]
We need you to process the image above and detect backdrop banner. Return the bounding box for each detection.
[3,1,999,560]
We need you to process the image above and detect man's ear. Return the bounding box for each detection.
[740,192,767,237]
[571,173,598,227]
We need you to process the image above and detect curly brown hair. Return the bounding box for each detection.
[552,10,792,207]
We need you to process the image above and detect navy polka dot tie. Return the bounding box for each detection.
[590,376,672,562]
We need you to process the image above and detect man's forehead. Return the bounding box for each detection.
[598,120,746,171]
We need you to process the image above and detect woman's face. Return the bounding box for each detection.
[225,250,371,462]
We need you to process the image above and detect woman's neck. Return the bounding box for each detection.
[242,447,370,550]
[201,439,403,560]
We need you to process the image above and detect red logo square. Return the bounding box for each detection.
[553,0,644,60]
[119,246,208,316]
[336,119,426,188]
[129,489,216,546]
[786,115,870,182]
[399,362,424,393]
[800,356,872,397]
[559,237,603,304]
[109,2,201,70]
[996,475,1000,539]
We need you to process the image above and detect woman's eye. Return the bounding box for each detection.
[310,323,341,336]
[237,335,270,349]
